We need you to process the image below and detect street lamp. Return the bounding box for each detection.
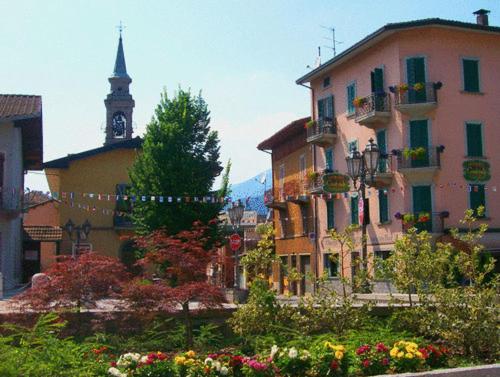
[64,218,92,258]
[227,200,245,288]
[345,138,380,282]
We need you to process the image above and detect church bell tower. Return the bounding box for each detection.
[104,28,135,145]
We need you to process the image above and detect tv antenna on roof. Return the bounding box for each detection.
[321,26,343,57]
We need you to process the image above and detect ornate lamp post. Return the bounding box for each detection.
[63,219,92,258]
[345,138,380,279]
[227,200,245,288]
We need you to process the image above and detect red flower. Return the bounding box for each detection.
[381,358,389,366]
[362,359,371,368]
[376,343,389,353]
[330,360,339,370]
[110,361,117,367]
[356,344,371,355]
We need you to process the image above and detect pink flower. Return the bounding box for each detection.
[356,345,371,355]
[381,358,389,366]
[376,343,389,353]
[362,359,371,368]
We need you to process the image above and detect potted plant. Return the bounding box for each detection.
[403,147,427,160]
[398,83,409,92]
[305,120,316,129]
[413,82,425,91]
[417,212,430,223]
[353,97,366,108]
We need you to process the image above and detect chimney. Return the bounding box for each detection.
[473,9,490,26]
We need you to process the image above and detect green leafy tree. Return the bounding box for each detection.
[240,223,277,283]
[129,88,223,234]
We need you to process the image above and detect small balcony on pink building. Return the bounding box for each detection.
[283,179,309,205]
[354,93,391,128]
[264,188,287,210]
[370,155,394,189]
[395,145,444,184]
[306,118,337,147]
[391,82,442,117]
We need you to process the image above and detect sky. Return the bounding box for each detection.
[1,0,499,192]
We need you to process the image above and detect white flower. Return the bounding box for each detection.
[140,355,149,363]
[213,361,222,371]
[288,347,298,359]
[108,367,126,377]
[204,357,214,365]
[300,350,311,360]
[270,345,279,359]
[220,366,229,375]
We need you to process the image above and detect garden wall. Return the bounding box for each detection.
[373,364,500,377]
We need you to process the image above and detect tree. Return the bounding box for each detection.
[123,222,225,347]
[240,223,277,284]
[18,253,129,311]
[129,88,223,235]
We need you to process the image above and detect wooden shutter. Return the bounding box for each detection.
[347,84,355,114]
[373,68,384,92]
[466,123,483,157]
[378,189,389,223]
[412,186,432,231]
[407,57,426,102]
[325,148,333,170]
[317,99,325,119]
[326,95,335,119]
[327,200,335,229]
[470,184,486,216]
[410,120,429,167]
[376,130,387,173]
[351,197,359,225]
[463,59,479,92]
[0,153,4,207]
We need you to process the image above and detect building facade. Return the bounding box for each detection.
[293,11,500,285]
[44,33,141,262]
[258,117,316,296]
[0,95,43,293]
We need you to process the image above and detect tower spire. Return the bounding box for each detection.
[112,22,129,78]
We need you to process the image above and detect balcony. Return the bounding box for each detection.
[0,187,23,220]
[283,179,309,205]
[264,189,287,210]
[306,118,337,147]
[391,82,442,117]
[399,211,449,234]
[354,93,391,127]
[306,171,325,194]
[369,156,394,189]
[395,145,444,184]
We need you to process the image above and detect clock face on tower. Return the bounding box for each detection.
[111,112,127,138]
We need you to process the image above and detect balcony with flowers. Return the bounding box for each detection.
[264,188,287,210]
[283,179,309,205]
[370,154,394,189]
[354,92,391,127]
[394,145,444,184]
[395,210,449,234]
[390,82,442,117]
[305,118,337,147]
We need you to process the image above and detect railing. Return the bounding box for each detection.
[306,118,337,139]
[401,211,449,234]
[396,145,443,170]
[354,92,390,120]
[113,213,134,228]
[0,186,22,212]
[392,82,440,106]
[377,155,393,174]
[306,171,325,193]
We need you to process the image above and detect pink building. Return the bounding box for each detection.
[295,10,500,286]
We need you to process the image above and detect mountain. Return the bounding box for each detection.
[228,169,272,215]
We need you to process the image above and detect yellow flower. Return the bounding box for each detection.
[406,345,417,353]
[186,350,196,358]
[324,341,333,349]
[397,352,404,358]
[332,345,345,352]
[416,351,423,359]
[175,356,186,365]
[390,347,399,357]
[185,359,195,366]
[335,351,344,360]
[405,353,414,359]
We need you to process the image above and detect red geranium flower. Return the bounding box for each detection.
[362,359,371,368]
[330,360,339,370]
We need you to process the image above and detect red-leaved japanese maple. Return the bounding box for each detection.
[124,221,225,346]
[18,252,129,311]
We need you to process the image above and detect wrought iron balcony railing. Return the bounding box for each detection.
[396,145,444,170]
[392,82,442,107]
[354,92,391,125]
[306,118,337,146]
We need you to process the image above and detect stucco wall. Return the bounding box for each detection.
[0,121,24,289]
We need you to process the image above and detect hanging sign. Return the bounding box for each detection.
[322,173,350,193]
[463,160,491,182]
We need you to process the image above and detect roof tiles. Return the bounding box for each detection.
[0,95,42,121]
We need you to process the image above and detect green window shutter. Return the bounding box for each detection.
[407,57,426,84]
[347,84,355,114]
[376,130,387,173]
[327,200,335,229]
[409,120,430,167]
[463,59,480,92]
[469,184,486,216]
[351,197,359,225]
[317,99,325,119]
[466,123,483,157]
[325,148,333,170]
[326,95,335,119]
[412,186,432,231]
[378,190,389,223]
[373,68,384,92]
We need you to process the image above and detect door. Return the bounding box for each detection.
[412,186,433,232]
[406,57,426,103]
[376,130,387,173]
[371,68,385,110]
[409,120,429,167]
[23,241,41,283]
[300,255,312,295]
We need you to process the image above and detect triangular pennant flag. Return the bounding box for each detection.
[159,196,164,203]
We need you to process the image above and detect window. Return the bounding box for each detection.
[299,154,306,180]
[323,253,338,278]
[318,96,335,120]
[348,140,359,155]
[376,130,387,173]
[374,250,390,276]
[346,82,356,115]
[378,189,389,223]
[462,58,480,93]
[351,196,359,225]
[371,68,384,93]
[325,148,334,171]
[466,123,483,157]
[326,200,335,229]
[469,184,486,217]
[323,76,331,88]
[412,186,432,232]
[279,164,285,199]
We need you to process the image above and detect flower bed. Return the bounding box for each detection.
[105,340,450,376]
